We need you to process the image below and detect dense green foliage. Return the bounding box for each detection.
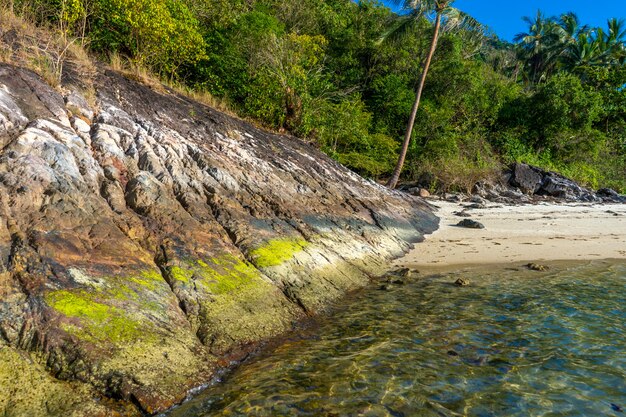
[8,0,626,191]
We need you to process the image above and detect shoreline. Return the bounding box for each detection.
[395,201,626,272]
[164,201,626,414]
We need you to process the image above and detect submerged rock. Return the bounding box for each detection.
[0,63,438,415]
[454,278,471,286]
[526,263,549,271]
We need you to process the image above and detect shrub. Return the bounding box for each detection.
[90,0,206,76]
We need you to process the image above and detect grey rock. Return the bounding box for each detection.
[470,195,487,204]
[444,193,464,203]
[64,90,94,120]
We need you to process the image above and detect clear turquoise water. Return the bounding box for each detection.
[168,261,626,417]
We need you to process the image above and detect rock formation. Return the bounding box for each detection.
[0,63,437,415]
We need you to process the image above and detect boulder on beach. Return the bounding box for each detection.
[456,219,485,229]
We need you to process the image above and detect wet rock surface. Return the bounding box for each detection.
[0,64,438,415]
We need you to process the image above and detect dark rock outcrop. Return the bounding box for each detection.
[508,163,625,203]
[473,164,625,204]
[597,188,626,203]
[454,278,470,286]
[510,163,544,194]
[0,63,438,415]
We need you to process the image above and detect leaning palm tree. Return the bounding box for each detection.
[385,0,477,189]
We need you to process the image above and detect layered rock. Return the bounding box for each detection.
[0,64,437,415]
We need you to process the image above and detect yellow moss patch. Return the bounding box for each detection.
[169,266,194,283]
[128,269,164,291]
[249,238,309,268]
[44,270,167,345]
[187,255,298,351]
[171,255,261,295]
[170,255,263,295]
[45,289,145,344]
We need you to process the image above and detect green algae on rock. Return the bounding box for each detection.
[0,343,137,417]
[163,255,301,353]
[42,268,215,414]
[45,289,144,344]
[249,238,309,268]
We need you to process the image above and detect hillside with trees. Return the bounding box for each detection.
[2,0,625,192]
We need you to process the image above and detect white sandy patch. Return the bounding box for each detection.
[396,201,626,271]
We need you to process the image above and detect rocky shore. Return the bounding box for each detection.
[0,63,437,416]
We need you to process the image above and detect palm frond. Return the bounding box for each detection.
[377,9,422,44]
[443,8,483,34]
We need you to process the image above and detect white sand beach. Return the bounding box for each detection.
[396,201,626,270]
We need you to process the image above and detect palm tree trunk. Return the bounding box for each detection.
[387,11,442,189]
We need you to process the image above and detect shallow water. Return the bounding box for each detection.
[168,261,626,417]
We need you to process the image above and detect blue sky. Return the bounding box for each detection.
[383,1,626,41]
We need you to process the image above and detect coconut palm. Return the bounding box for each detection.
[560,31,605,71]
[385,0,480,189]
[604,18,626,64]
[517,12,626,79]
[558,17,626,72]
[514,11,562,84]
[556,12,588,45]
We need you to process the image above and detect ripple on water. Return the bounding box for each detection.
[167,261,626,417]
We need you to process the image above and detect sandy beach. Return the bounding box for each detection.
[396,201,626,270]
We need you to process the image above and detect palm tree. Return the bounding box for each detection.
[385,0,470,189]
[514,11,562,84]
[604,18,626,64]
[558,17,626,72]
[556,12,588,46]
[560,31,603,70]
[516,12,626,78]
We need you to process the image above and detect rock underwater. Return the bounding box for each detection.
[0,64,438,416]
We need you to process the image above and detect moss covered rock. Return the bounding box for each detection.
[0,63,437,415]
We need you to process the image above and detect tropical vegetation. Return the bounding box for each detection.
[1,0,624,192]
